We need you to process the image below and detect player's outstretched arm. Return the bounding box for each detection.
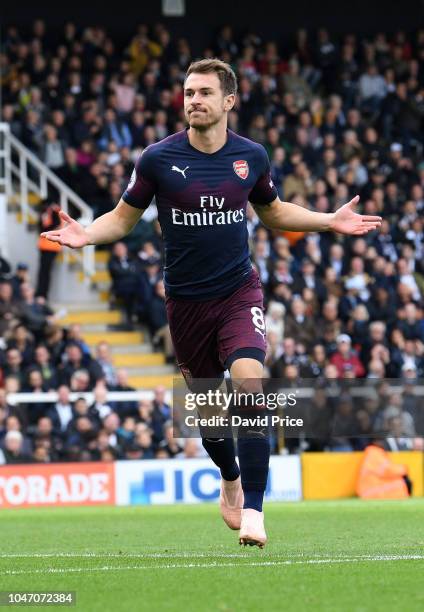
[252,195,382,236]
[40,200,144,248]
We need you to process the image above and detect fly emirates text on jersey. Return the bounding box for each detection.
[171,196,244,226]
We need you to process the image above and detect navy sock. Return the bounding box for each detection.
[202,437,240,481]
[237,436,270,512]
[243,490,265,513]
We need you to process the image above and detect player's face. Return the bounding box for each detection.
[184,72,234,131]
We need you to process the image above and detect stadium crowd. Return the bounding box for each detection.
[0,20,423,463]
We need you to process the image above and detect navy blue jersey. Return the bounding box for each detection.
[122,129,278,300]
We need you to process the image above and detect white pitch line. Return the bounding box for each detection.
[0,552,423,560]
[2,555,424,576]
[0,552,257,560]
[0,552,351,560]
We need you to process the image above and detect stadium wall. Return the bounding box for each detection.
[1,453,423,508]
[114,456,302,505]
[0,456,301,508]
[0,462,116,508]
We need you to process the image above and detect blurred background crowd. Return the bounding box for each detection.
[0,20,423,463]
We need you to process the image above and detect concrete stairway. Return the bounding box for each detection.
[54,250,177,389]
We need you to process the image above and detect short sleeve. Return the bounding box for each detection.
[122,147,156,210]
[248,145,278,206]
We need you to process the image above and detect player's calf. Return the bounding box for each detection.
[220,475,244,530]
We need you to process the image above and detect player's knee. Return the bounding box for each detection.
[226,348,265,382]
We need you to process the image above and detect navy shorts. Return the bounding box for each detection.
[166,270,266,380]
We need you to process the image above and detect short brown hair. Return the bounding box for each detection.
[185,58,237,96]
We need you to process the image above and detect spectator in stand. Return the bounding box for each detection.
[72,103,103,147]
[1,415,32,455]
[101,412,121,453]
[0,430,31,464]
[69,370,92,393]
[41,326,65,368]
[95,341,117,387]
[283,161,314,200]
[64,416,98,459]
[116,416,136,448]
[0,389,17,426]
[292,258,326,304]
[308,344,329,378]
[22,368,50,421]
[73,396,97,421]
[152,386,171,421]
[159,421,183,457]
[10,263,31,301]
[90,384,113,420]
[46,385,74,435]
[36,200,62,299]
[109,369,137,417]
[132,422,155,459]
[137,256,162,324]
[149,280,174,362]
[358,64,387,114]
[284,297,316,350]
[59,342,102,388]
[398,303,424,342]
[360,321,388,365]
[21,109,43,152]
[56,148,88,197]
[2,348,25,386]
[108,242,140,329]
[264,302,285,345]
[31,416,63,461]
[6,323,35,367]
[271,337,307,378]
[0,281,21,337]
[113,73,137,114]
[65,324,91,358]
[330,334,366,378]
[33,345,57,389]
[40,124,66,169]
[19,283,55,339]
[137,398,154,425]
[98,109,132,151]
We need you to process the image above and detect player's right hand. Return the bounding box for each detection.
[40,210,90,249]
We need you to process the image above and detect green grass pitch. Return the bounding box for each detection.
[1,499,423,611]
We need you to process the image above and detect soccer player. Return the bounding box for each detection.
[42,59,381,547]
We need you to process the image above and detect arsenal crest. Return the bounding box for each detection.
[233,160,249,180]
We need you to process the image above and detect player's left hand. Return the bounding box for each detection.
[330,196,382,235]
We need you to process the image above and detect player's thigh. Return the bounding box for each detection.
[217,273,267,375]
[166,296,223,380]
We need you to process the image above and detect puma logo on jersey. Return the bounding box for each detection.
[172,165,189,179]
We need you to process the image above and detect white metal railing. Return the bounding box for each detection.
[0,122,95,279]
[7,390,172,405]
[6,386,423,406]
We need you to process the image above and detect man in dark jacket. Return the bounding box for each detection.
[108,242,140,329]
